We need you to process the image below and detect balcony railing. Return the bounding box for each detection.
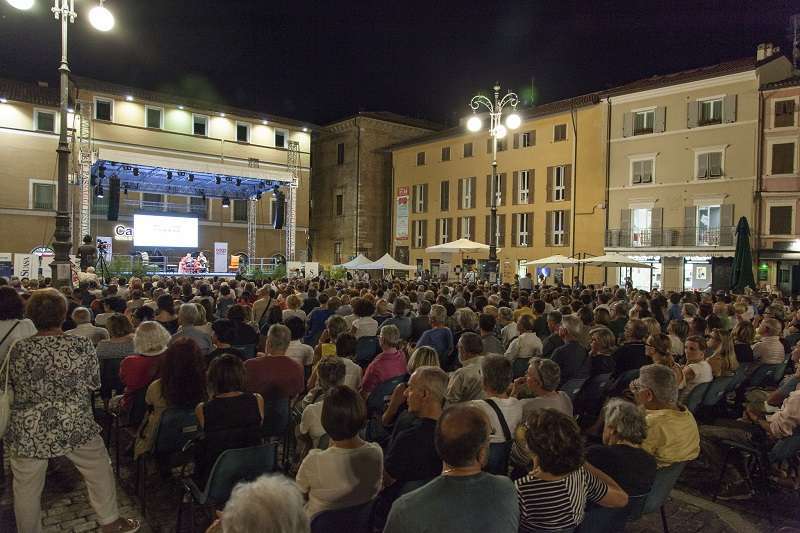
[606,226,735,248]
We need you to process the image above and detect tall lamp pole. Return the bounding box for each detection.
[7,0,115,288]
[467,84,520,282]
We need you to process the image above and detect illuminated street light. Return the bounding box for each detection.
[88,1,114,31]
[6,0,34,9]
[467,115,482,132]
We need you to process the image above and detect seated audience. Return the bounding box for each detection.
[550,315,591,386]
[172,303,213,355]
[360,325,407,397]
[245,324,305,400]
[732,321,755,363]
[479,313,504,355]
[66,306,109,346]
[504,315,543,361]
[116,321,171,411]
[706,328,739,377]
[285,316,314,368]
[207,319,246,364]
[612,318,648,377]
[298,357,347,449]
[679,335,713,403]
[382,346,440,428]
[541,311,564,357]
[588,326,617,377]
[416,304,454,367]
[753,317,786,365]
[95,313,135,360]
[154,294,179,334]
[445,332,485,404]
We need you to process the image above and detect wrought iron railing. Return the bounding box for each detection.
[605,226,735,248]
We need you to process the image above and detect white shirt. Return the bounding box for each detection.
[286,340,314,367]
[0,318,37,360]
[679,360,713,403]
[298,401,325,448]
[504,332,543,360]
[295,443,384,518]
[351,316,379,339]
[470,396,523,443]
[753,336,786,365]
[95,312,114,327]
[341,357,364,390]
[501,322,519,349]
[66,323,110,346]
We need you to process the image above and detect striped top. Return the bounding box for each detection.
[515,466,608,532]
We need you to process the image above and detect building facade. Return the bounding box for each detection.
[603,50,793,292]
[759,74,800,293]
[390,96,607,285]
[310,112,438,266]
[0,76,312,265]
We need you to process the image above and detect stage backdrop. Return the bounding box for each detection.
[214,242,228,273]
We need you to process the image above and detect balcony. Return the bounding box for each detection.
[606,226,735,248]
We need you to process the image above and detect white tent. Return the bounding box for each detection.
[335,253,373,269]
[359,253,416,271]
[580,253,653,268]
[425,238,491,254]
[522,254,581,267]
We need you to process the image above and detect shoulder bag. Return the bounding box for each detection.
[0,320,22,438]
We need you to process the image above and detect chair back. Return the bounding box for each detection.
[512,357,530,379]
[560,378,588,401]
[578,493,649,533]
[749,362,786,388]
[768,430,800,463]
[152,407,200,455]
[726,363,752,392]
[577,373,612,403]
[129,386,150,426]
[261,397,291,439]
[702,376,734,407]
[684,382,710,413]
[99,357,124,399]
[366,375,406,415]
[355,336,381,368]
[641,461,688,515]
[204,443,277,505]
[310,499,375,533]
[485,441,512,475]
[232,344,257,359]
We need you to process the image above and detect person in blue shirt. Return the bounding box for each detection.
[667,293,683,322]
[416,304,453,368]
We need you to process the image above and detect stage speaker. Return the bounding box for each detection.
[107,176,120,221]
[273,190,285,229]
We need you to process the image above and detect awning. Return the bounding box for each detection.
[335,254,373,269]
[359,253,416,271]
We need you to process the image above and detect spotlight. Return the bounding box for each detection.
[67,107,74,113]
[188,173,194,182]
[261,120,268,125]
[167,171,173,179]
[222,196,230,208]
[302,127,308,132]
[220,112,226,117]
[178,171,186,177]
[178,105,185,110]
[132,168,139,176]
[123,183,129,195]
[236,178,241,187]
[0,98,7,104]
[256,192,262,201]
[123,165,132,171]
[125,95,133,102]
[98,165,106,178]
[95,184,104,198]
[215,176,221,185]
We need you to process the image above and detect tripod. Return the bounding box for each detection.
[95,253,110,283]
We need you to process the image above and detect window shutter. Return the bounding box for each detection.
[423,220,428,247]
[709,152,723,177]
[697,153,708,179]
[458,179,464,210]
[563,211,571,247]
[528,169,535,204]
[654,106,667,133]
[687,102,699,128]
[720,204,734,245]
[545,211,552,246]
[486,175,492,207]
[500,173,507,206]
[683,206,697,246]
[441,181,449,211]
[470,217,476,240]
[470,177,477,208]
[423,184,429,212]
[547,167,554,202]
[447,218,453,241]
[622,112,633,137]
[512,133,519,149]
[619,208,631,247]
[531,130,537,146]
[511,214,518,247]
[457,217,462,239]
[651,207,663,247]
[564,165,572,201]
[412,186,417,214]
[487,138,492,153]
[498,214,506,246]
[512,171,519,205]
[411,220,417,248]
[723,94,737,123]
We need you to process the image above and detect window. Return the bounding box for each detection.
[460,216,472,239]
[521,131,534,147]
[441,146,451,162]
[141,193,164,211]
[699,98,723,125]
[145,106,163,129]
[775,99,796,128]
[553,124,567,142]
[552,211,565,245]
[631,159,654,184]
[334,242,342,265]
[633,109,654,135]
[274,129,287,148]
[233,199,248,222]
[460,177,474,209]
[518,170,530,204]
[463,142,473,158]
[696,151,723,179]
[413,220,426,248]
[497,138,507,152]
[189,196,207,217]
[553,166,566,201]
[34,109,55,132]
[31,181,55,210]
[491,174,502,205]
[769,205,794,235]
[193,114,208,136]
[437,218,450,244]
[413,184,427,213]
[236,122,250,143]
[440,181,449,211]
[416,152,426,166]
[631,208,652,247]
[337,143,345,165]
[697,205,721,245]
[335,194,343,216]
[94,97,113,121]
[772,142,796,175]
[517,213,531,247]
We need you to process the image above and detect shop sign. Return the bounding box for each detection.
[114,224,134,241]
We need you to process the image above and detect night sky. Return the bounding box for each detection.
[1,0,798,126]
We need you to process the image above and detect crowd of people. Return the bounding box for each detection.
[1,271,799,532]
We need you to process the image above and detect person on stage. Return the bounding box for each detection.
[197,252,208,273]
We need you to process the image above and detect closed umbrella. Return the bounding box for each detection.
[730,216,755,292]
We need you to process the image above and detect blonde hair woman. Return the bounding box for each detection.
[707,328,739,377]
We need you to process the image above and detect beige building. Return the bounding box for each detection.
[603,49,793,292]
[0,76,312,266]
[390,95,607,285]
[311,112,438,266]
[758,73,800,293]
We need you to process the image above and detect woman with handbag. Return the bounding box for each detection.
[3,288,140,533]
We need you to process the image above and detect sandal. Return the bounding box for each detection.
[104,518,141,533]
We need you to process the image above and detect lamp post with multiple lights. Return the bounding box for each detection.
[6,0,115,287]
[467,83,520,282]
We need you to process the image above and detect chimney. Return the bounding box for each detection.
[757,42,779,61]
[37,81,48,88]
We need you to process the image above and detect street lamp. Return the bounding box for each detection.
[468,83,520,281]
[7,0,116,287]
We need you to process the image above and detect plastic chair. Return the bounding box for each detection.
[355,336,381,368]
[111,386,149,477]
[310,499,375,533]
[560,378,588,402]
[637,461,688,533]
[512,357,531,379]
[725,363,752,393]
[575,373,613,417]
[701,376,734,408]
[748,361,788,389]
[683,382,710,413]
[577,493,649,533]
[366,375,406,416]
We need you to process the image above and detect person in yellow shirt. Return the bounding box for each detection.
[629,364,700,468]
[513,294,534,323]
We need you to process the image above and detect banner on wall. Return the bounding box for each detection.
[96,236,113,261]
[395,186,409,241]
[214,242,228,273]
[0,253,12,279]
[14,254,39,278]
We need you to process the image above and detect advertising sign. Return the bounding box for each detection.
[214,242,228,273]
[395,186,409,241]
[13,254,38,278]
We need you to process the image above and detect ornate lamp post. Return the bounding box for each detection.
[7,0,115,287]
[467,83,521,282]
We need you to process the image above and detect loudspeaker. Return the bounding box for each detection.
[273,190,285,229]
[107,176,120,221]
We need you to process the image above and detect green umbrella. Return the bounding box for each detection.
[730,216,755,292]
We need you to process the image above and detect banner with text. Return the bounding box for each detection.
[214,242,228,273]
[395,186,409,241]
[14,254,39,279]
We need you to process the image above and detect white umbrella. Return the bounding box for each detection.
[359,253,416,271]
[580,253,653,268]
[522,254,580,267]
[335,253,372,269]
[425,238,491,254]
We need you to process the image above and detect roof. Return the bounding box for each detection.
[69,75,317,130]
[323,111,443,131]
[761,75,800,91]
[0,77,59,107]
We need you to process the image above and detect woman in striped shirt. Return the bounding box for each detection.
[515,409,628,532]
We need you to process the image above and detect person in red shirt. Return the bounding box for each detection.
[245,324,304,400]
[118,320,171,410]
[360,324,407,397]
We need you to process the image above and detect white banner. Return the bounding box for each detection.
[214,242,228,273]
[97,236,113,261]
[14,254,39,279]
[39,256,54,278]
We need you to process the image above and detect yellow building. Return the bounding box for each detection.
[389,95,607,285]
[0,75,312,267]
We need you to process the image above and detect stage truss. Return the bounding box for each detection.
[286,140,300,261]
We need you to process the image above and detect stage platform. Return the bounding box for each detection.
[150,271,237,278]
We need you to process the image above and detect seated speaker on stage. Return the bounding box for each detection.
[197,251,208,273]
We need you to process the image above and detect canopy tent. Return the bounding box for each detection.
[425,238,491,254]
[522,254,581,267]
[359,253,416,271]
[580,253,653,268]
[335,253,373,270]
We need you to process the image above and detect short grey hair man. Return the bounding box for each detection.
[178,302,200,326]
[379,324,402,348]
[266,324,291,354]
[413,366,449,404]
[221,474,309,533]
[604,398,648,445]
[528,357,561,392]
[72,307,92,324]
[637,363,678,405]
[559,314,582,341]
[430,304,447,325]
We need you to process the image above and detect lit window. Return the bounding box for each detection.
[699,99,723,125]
[518,170,530,204]
[633,110,654,135]
[193,115,208,136]
[554,166,566,200]
[552,211,565,246]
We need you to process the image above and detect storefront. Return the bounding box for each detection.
[618,255,662,291]
[683,256,712,291]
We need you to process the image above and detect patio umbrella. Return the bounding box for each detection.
[730,216,756,293]
[580,253,653,268]
[335,253,372,269]
[522,254,581,268]
[425,238,491,254]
